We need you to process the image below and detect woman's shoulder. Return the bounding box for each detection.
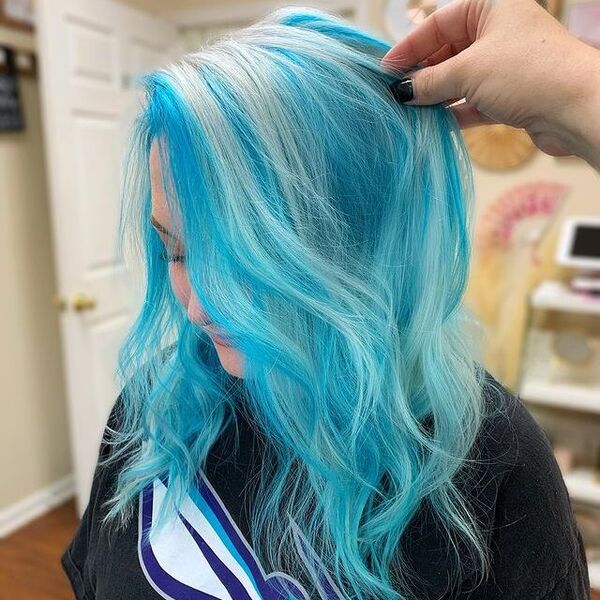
[460,371,590,599]
[475,371,579,521]
[475,370,555,476]
[402,372,590,599]
[472,371,581,546]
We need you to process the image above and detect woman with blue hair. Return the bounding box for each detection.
[61,7,589,600]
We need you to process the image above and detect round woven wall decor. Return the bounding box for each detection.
[463,124,536,170]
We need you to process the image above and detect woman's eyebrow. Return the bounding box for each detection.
[150,215,181,242]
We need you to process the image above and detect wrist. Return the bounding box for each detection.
[559,43,600,170]
[585,60,600,170]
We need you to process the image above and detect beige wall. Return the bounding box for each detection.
[0,26,71,510]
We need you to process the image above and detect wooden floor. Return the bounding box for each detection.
[1,499,599,599]
[0,500,79,600]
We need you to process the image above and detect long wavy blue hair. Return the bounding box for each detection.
[101,7,492,599]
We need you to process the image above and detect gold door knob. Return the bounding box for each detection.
[71,292,97,312]
[53,295,67,311]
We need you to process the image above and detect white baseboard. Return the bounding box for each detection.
[0,474,75,538]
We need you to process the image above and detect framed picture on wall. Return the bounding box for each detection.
[0,44,24,131]
[0,0,34,32]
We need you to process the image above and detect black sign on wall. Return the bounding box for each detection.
[0,45,24,131]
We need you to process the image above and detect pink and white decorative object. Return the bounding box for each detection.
[476,181,569,262]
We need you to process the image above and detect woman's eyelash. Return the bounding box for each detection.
[160,250,185,263]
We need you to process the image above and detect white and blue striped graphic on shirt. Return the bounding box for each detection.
[137,473,346,600]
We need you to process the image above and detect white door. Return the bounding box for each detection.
[35,0,180,517]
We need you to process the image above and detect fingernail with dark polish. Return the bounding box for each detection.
[390,77,414,103]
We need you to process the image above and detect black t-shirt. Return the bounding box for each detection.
[61,374,591,599]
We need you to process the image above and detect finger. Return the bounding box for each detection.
[399,54,466,105]
[422,38,471,67]
[381,0,473,71]
[449,102,498,128]
[422,44,455,67]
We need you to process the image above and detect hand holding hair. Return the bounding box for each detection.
[382,0,600,171]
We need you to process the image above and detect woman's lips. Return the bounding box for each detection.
[195,311,231,347]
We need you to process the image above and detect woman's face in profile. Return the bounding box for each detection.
[149,140,244,378]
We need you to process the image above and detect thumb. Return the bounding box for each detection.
[392,55,466,105]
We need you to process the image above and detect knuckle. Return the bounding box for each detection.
[418,67,436,101]
[448,52,471,97]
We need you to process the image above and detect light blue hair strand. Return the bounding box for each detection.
[101,7,493,599]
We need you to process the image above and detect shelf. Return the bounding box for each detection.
[520,380,600,414]
[530,281,600,315]
[563,468,600,506]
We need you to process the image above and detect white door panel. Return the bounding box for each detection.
[36,0,179,516]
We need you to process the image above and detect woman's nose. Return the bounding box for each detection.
[187,292,210,325]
